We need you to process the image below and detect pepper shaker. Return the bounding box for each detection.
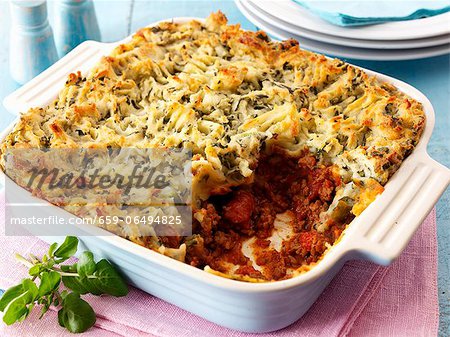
[9,0,58,84]
[53,0,101,57]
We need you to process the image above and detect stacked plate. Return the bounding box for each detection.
[235,0,450,60]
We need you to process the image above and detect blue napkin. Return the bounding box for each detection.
[293,0,450,26]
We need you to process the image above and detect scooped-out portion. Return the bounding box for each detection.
[155,150,353,281]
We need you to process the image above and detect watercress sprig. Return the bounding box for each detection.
[0,236,128,333]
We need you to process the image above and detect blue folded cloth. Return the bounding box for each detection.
[293,0,450,26]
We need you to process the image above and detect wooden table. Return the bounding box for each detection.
[0,1,449,335]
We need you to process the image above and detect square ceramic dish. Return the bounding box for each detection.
[2,18,450,333]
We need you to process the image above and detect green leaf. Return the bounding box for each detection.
[1,237,129,332]
[61,276,90,295]
[58,293,96,333]
[47,259,55,268]
[48,242,58,257]
[3,300,29,325]
[53,298,59,307]
[2,279,38,325]
[60,290,69,301]
[38,271,61,297]
[40,303,49,319]
[60,263,77,273]
[17,303,33,322]
[57,308,65,328]
[21,279,38,298]
[64,275,105,296]
[77,252,96,277]
[62,260,128,297]
[28,265,41,277]
[54,237,78,260]
[39,294,53,319]
[90,260,128,297]
[0,284,25,312]
[0,279,38,312]
[61,262,99,295]
[82,279,104,296]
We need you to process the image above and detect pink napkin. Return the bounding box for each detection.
[0,191,439,337]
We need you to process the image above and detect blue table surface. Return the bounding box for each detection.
[0,1,449,335]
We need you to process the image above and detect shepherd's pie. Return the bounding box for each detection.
[0,12,425,281]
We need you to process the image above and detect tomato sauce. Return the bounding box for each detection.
[184,151,353,281]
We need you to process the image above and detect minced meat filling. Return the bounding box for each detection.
[179,151,355,281]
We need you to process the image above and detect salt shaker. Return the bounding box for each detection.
[9,0,58,84]
[53,0,101,57]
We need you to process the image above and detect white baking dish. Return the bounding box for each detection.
[2,18,450,333]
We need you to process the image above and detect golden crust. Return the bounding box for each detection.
[1,11,425,225]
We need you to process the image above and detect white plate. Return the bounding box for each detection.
[252,0,450,41]
[236,0,450,60]
[245,0,450,49]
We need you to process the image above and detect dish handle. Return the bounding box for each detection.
[346,155,450,265]
[3,40,112,115]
